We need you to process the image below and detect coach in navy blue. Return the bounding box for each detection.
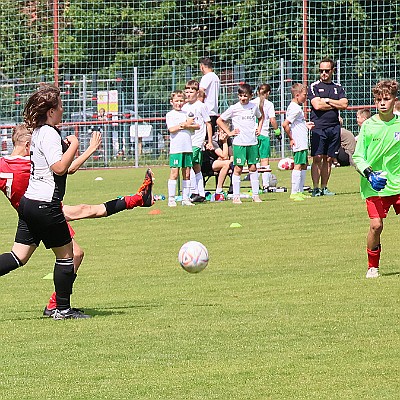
[308,58,348,197]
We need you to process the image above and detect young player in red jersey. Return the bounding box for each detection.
[0,123,154,318]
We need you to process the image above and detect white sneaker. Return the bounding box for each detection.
[181,199,195,206]
[168,199,177,207]
[252,194,262,203]
[366,267,380,278]
[232,196,242,204]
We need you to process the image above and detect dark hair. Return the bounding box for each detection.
[257,83,271,95]
[23,85,61,130]
[199,57,213,69]
[319,57,335,70]
[238,83,252,96]
[185,80,200,91]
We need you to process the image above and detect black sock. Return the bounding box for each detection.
[0,252,23,276]
[54,258,74,310]
[104,198,127,216]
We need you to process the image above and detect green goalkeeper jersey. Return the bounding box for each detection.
[353,114,400,199]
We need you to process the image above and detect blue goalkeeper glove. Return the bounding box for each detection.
[274,128,282,141]
[364,168,387,191]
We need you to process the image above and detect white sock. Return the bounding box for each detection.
[182,180,191,201]
[168,179,177,199]
[195,172,205,197]
[216,187,223,194]
[232,174,241,196]
[189,169,197,195]
[262,171,271,188]
[291,170,302,194]
[300,169,307,192]
[249,171,259,196]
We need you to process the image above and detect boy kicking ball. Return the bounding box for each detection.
[282,83,315,201]
[353,80,400,278]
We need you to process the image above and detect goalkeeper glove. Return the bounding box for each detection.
[364,168,387,191]
[274,128,282,141]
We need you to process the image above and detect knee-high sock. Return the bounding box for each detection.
[182,180,191,201]
[54,258,74,311]
[367,245,381,269]
[232,174,241,196]
[300,169,307,192]
[249,171,259,195]
[189,169,197,195]
[0,251,23,276]
[195,172,205,197]
[291,170,302,194]
[168,179,177,200]
[262,170,271,188]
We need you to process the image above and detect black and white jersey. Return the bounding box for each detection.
[24,124,68,203]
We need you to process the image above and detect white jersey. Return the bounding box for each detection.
[250,97,276,136]
[220,101,262,146]
[199,71,220,116]
[165,109,193,154]
[24,124,67,202]
[285,101,308,152]
[182,100,210,148]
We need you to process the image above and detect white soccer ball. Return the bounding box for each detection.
[178,241,209,273]
[278,158,294,171]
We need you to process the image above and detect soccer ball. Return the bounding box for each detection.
[278,158,294,171]
[178,241,209,273]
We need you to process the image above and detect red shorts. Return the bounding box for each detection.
[67,222,75,238]
[366,194,400,219]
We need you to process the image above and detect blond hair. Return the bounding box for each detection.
[12,124,32,146]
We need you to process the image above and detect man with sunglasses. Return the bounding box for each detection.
[308,58,348,197]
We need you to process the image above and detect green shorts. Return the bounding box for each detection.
[293,149,308,165]
[192,146,203,165]
[258,135,271,159]
[169,152,193,168]
[233,144,259,166]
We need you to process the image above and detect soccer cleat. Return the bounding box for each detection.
[252,194,262,203]
[181,199,195,206]
[232,196,242,204]
[168,199,177,207]
[191,195,206,203]
[322,187,335,196]
[366,267,380,278]
[311,188,323,197]
[51,308,91,320]
[43,306,86,318]
[43,306,56,317]
[136,168,154,207]
[300,192,311,198]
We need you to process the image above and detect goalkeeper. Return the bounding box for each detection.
[353,80,400,278]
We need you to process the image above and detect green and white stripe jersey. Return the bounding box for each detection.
[353,114,400,199]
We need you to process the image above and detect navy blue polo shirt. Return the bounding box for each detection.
[308,80,347,129]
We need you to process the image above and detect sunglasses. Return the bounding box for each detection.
[319,69,331,73]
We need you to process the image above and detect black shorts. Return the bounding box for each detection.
[16,196,72,249]
[311,125,341,158]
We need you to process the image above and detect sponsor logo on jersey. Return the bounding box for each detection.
[394,132,400,141]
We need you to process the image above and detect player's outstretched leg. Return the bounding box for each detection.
[125,168,155,208]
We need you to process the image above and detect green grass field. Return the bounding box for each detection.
[0,165,399,399]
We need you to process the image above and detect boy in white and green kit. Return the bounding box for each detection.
[353,80,400,278]
[165,90,200,207]
[217,83,264,204]
[282,83,315,201]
